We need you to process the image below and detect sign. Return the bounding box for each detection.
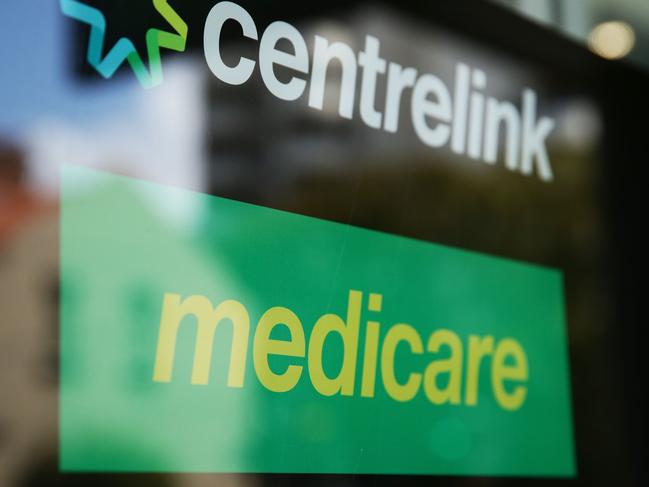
[60,165,575,475]
[60,0,556,181]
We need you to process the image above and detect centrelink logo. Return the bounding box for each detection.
[61,1,557,181]
[59,0,188,89]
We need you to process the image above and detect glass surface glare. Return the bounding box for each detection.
[0,0,645,486]
[60,165,575,476]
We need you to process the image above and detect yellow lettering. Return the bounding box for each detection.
[253,306,305,392]
[465,334,494,406]
[152,291,530,413]
[360,321,380,397]
[152,293,250,387]
[381,324,423,402]
[423,329,462,405]
[492,338,528,410]
[308,290,362,396]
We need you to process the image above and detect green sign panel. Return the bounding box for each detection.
[60,165,575,476]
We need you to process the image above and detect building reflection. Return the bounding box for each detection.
[0,1,641,486]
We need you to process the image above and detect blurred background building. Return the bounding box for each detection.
[1,1,647,486]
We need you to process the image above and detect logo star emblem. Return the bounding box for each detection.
[60,0,188,89]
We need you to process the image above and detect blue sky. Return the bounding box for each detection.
[0,0,135,142]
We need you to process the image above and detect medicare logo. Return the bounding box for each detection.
[60,166,576,475]
[59,0,188,89]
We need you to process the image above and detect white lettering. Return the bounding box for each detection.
[202,1,557,181]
